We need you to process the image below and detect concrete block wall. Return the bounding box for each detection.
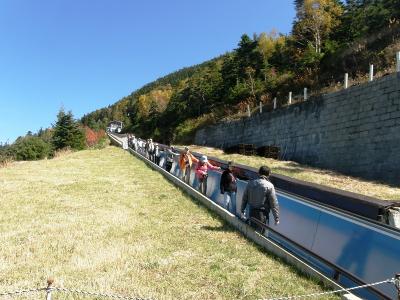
[195,73,400,185]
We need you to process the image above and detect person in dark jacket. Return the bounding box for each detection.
[240,166,279,233]
[220,161,237,215]
[165,146,179,172]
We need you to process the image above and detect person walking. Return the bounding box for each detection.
[165,146,178,172]
[179,146,198,184]
[220,161,237,214]
[195,155,221,195]
[147,139,155,161]
[131,135,137,151]
[240,166,279,233]
[154,143,160,165]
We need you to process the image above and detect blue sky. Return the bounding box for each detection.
[0,0,295,144]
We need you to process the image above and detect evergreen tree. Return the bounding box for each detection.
[52,109,85,150]
[13,136,51,160]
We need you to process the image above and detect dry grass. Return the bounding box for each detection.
[0,146,339,299]
[53,147,74,158]
[183,145,400,201]
[0,158,14,168]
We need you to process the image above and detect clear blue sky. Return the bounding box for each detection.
[0,0,295,144]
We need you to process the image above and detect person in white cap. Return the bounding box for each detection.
[195,155,221,195]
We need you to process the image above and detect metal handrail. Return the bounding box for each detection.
[114,134,395,299]
[249,217,391,300]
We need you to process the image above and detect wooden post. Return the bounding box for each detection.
[397,52,400,73]
[369,64,374,82]
[304,88,308,101]
[46,278,54,300]
[259,101,262,113]
[247,104,250,117]
[344,73,349,89]
[273,98,277,110]
[288,92,292,104]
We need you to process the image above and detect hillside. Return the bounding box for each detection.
[81,0,400,144]
[0,146,339,299]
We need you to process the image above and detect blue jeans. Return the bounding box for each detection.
[223,191,237,215]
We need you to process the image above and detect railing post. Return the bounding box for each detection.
[397,52,400,73]
[304,88,308,101]
[288,92,292,104]
[395,273,400,300]
[273,97,277,110]
[247,104,250,117]
[259,101,262,113]
[46,278,54,300]
[369,64,374,82]
[344,73,349,89]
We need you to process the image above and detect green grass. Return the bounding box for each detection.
[0,147,339,299]
[184,145,400,201]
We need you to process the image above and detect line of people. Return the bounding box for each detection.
[127,135,279,232]
[127,135,161,165]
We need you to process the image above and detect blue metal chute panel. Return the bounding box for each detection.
[145,147,399,299]
[205,171,224,204]
[235,179,248,217]
[158,155,165,168]
[182,167,399,299]
[207,171,246,217]
[273,195,321,250]
[191,173,199,191]
[188,165,196,187]
[311,210,400,299]
[234,181,320,248]
[170,157,180,177]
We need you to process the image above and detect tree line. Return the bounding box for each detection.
[1,109,106,163]
[77,1,400,143]
[84,0,400,143]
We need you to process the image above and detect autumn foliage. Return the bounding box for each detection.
[84,127,106,147]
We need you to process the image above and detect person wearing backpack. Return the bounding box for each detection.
[240,166,279,233]
[220,161,237,215]
[165,146,178,172]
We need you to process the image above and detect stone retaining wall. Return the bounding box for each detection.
[195,73,400,184]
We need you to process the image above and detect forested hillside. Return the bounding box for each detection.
[81,0,400,143]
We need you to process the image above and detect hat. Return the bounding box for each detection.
[200,155,208,163]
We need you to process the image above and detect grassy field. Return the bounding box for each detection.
[183,145,400,201]
[0,146,340,299]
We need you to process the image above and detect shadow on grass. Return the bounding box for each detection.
[201,224,236,232]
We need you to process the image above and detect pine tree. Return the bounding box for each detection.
[52,109,85,150]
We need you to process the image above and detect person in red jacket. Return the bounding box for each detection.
[195,155,221,195]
